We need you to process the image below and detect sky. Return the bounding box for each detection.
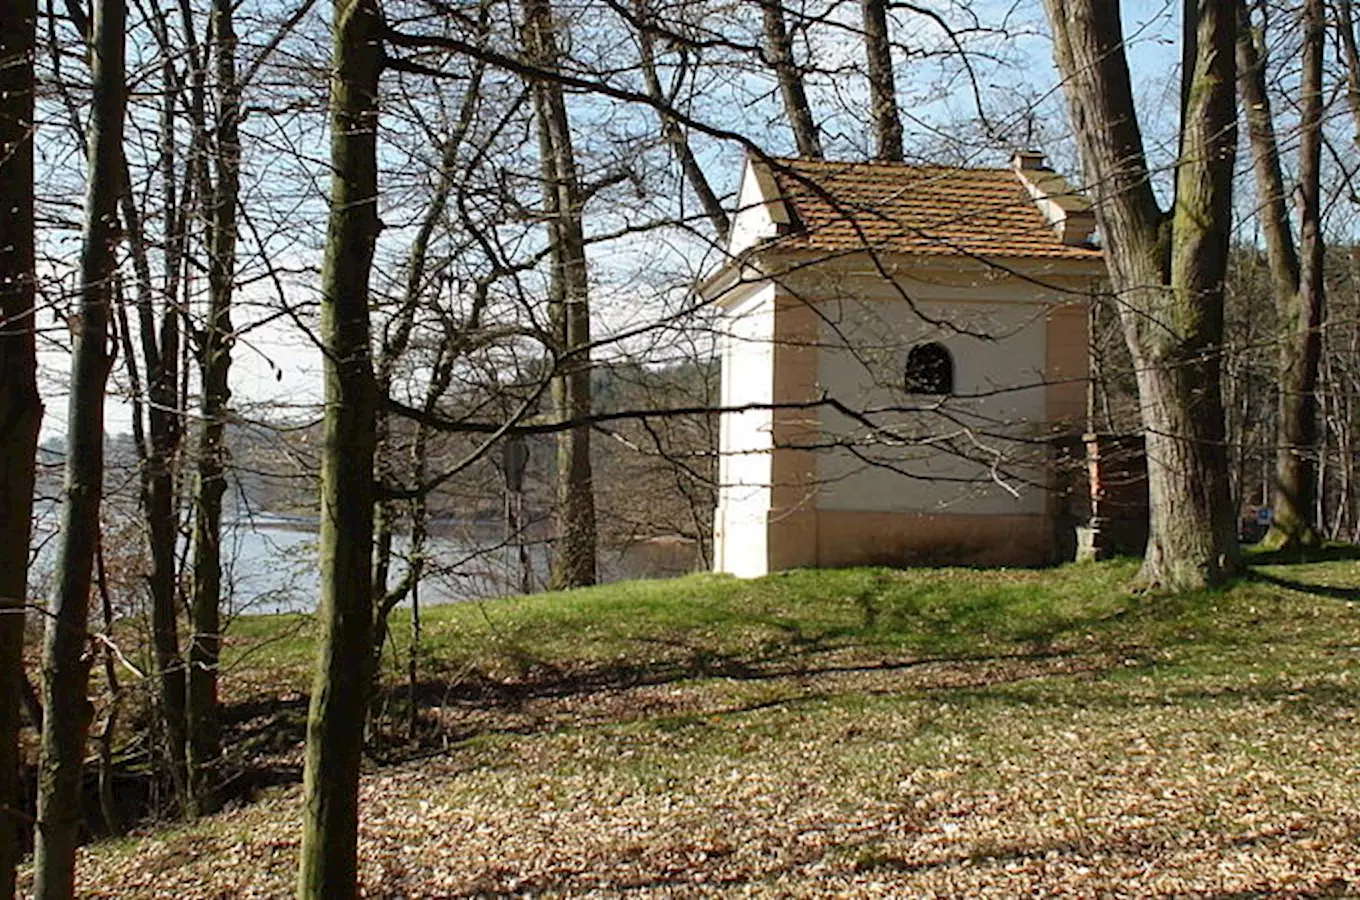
[32,0,1186,444]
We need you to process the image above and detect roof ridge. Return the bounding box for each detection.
[766,156,1013,173]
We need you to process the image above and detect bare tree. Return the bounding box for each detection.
[296,0,382,895]
[1043,0,1240,590]
[186,0,242,815]
[632,0,729,242]
[121,3,190,808]
[1338,0,1360,145]
[0,1,40,895]
[1237,0,1325,550]
[34,0,125,892]
[524,0,598,588]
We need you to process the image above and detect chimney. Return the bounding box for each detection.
[1012,149,1047,172]
[1011,150,1096,246]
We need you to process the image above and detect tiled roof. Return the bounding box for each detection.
[761,157,1102,261]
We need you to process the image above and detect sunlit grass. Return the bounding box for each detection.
[223,555,1360,692]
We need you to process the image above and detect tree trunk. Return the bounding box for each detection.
[119,165,187,811]
[186,0,240,815]
[1234,3,1298,309]
[759,0,821,158]
[115,0,202,813]
[296,0,381,896]
[1043,0,1239,591]
[860,0,902,162]
[525,0,598,589]
[92,541,122,837]
[144,313,186,808]
[1337,0,1360,148]
[0,2,40,895]
[34,0,124,891]
[143,50,188,808]
[1259,0,1324,550]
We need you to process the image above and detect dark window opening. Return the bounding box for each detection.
[904,342,954,394]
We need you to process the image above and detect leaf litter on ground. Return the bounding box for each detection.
[23,558,1360,897]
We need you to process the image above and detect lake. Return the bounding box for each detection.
[30,506,703,615]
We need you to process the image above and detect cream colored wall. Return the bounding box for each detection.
[713,282,777,577]
[785,266,1084,519]
[713,255,1096,576]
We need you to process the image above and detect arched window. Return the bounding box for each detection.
[904,342,953,394]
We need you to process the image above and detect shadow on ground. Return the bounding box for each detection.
[1245,543,1360,566]
[1244,567,1360,603]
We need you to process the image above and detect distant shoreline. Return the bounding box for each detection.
[224,513,529,538]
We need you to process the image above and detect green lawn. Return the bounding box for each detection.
[37,558,1360,897]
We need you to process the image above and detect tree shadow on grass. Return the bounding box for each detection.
[384,643,1112,711]
[1245,543,1360,565]
[205,580,1161,823]
[356,639,1144,767]
[422,574,1147,714]
[1244,567,1360,603]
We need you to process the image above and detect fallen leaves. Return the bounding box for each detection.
[21,560,1360,897]
[28,643,1358,898]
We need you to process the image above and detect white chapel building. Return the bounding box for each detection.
[705,152,1106,577]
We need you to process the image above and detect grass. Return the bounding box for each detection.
[230,561,1145,675]
[33,556,1360,897]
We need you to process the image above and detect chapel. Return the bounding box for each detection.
[705,152,1107,576]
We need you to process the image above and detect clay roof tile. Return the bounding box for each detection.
[762,157,1102,261]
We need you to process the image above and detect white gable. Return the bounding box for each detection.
[725,158,789,258]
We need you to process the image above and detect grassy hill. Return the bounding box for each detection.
[28,557,1360,897]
